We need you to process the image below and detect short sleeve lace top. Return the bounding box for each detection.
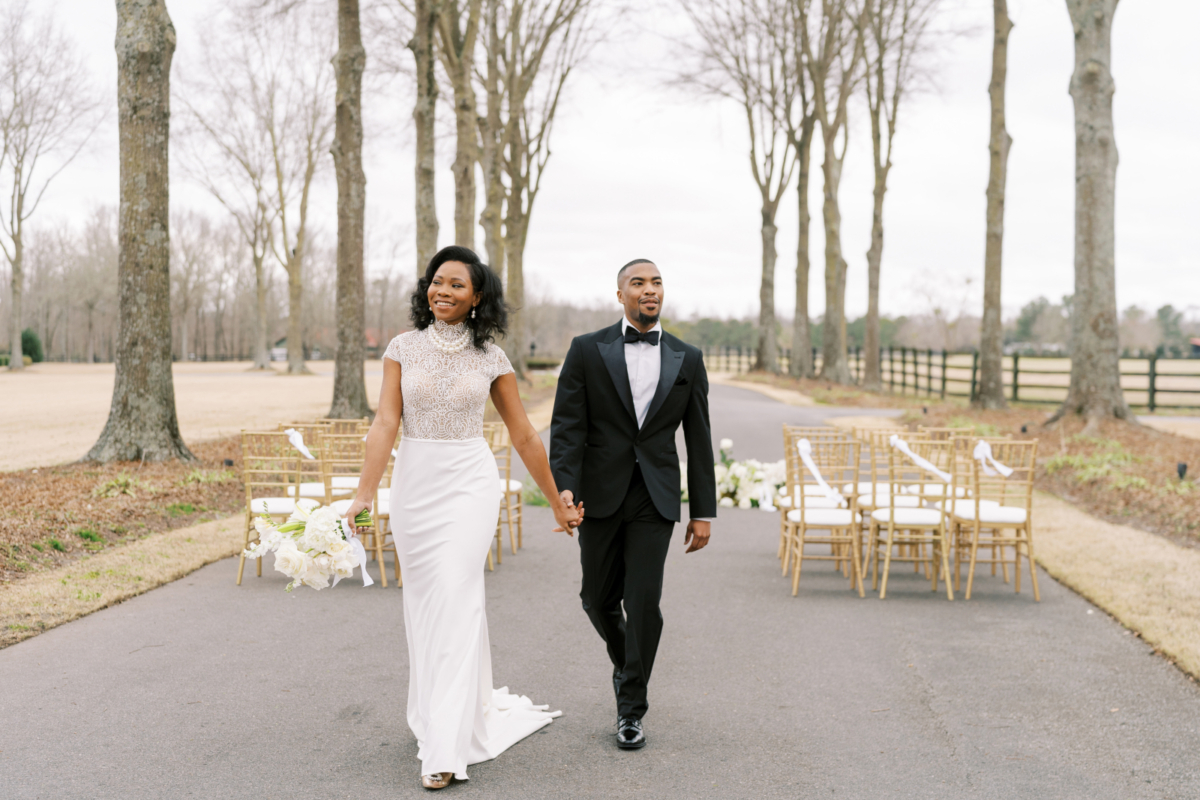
[383,320,514,441]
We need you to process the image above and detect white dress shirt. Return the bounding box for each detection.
[620,317,713,525]
[622,316,662,429]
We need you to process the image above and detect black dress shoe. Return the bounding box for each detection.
[616,716,646,750]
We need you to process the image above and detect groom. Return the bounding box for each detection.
[550,259,717,750]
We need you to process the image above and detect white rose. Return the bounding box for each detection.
[718,496,735,508]
[301,564,331,590]
[719,438,733,451]
[327,539,350,558]
[738,496,753,510]
[332,554,357,579]
[273,541,306,579]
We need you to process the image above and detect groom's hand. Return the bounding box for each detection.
[559,489,574,507]
[684,520,710,553]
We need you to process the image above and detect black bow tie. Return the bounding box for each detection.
[624,329,660,346]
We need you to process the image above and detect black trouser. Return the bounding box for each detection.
[578,464,674,720]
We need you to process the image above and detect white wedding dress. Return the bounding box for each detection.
[385,322,560,780]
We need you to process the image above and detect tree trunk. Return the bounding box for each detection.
[1051,0,1128,425]
[88,0,192,463]
[252,252,269,369]
[790,118,814,379]
[478,13,504,277]
[977,0,1012,409]
[755,209,779,372]
[818,138,850,384]
[86,304,95,363]
[503,210,528,380]
[329,0,371,419]
[440,2,481,250]
[862,161,886,391]
[410,0,439,278]
[7,234,23,370]
[285,258,305,373]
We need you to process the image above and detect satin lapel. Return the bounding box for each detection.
[597,328,638,426]
[643,337,685,427]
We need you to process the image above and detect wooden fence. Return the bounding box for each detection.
[701,346,1200,412]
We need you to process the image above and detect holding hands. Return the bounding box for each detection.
[554,490,585,536]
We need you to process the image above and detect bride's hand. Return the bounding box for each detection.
[343,498,371,538]
[552,501,584,537]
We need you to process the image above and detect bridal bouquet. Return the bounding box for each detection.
[243,503,375,591]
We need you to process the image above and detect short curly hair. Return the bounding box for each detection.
[409,245,508,349]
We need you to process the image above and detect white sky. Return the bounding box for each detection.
[46,0,1200,323]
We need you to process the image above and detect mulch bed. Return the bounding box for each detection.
[0,439,244,586]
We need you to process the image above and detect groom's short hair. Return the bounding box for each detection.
[617,258,655,283]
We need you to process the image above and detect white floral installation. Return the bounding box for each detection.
[681,438,786,511]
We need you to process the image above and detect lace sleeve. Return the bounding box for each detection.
[489,343,514,380]
[383,334,406,365]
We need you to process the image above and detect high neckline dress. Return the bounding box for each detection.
[384,322,560,781]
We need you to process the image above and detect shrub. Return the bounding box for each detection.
[49,539,65,552]
[21,328,44,363]
[522,477,549,507]
[76,529,102,542]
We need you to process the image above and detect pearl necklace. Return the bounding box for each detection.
[428,319,471,354]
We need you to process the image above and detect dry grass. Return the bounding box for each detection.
[0,515,243,649]
[1034,492,1200,678]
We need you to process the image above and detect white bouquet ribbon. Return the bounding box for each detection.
[889,435,951,482]
[336,527,374,588]
[795,439,846,507]
[973,440,1013,477]
[284,428,315,460]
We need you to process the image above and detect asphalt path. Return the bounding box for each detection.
[2,384,1198,799]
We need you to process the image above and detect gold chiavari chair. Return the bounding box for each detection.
[320,433,388,587]
[777,426,848,559]
[237,430,318,585]
[941,439,1040,600]
[867,438,954,600]
[917,425,975,442]
[781,437,864,597]
[485,422,523,555]
[325,417,370,435]
[278,422,327,500]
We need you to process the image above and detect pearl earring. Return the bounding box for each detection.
[471,307,476,319]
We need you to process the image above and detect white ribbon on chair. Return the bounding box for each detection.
[796,439,847,507]
[284,428,315,460]
[888,435,951,482]
[973,440,1013,477]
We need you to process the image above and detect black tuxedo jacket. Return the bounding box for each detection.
[549,322,717,522]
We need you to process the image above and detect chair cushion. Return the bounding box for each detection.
[786,508,860,526]
[499,478,523,494]
[842,481,886,495]
[870,507,943,526]
[790,497,844,509]
[949,503,1027,524]
[933,499,1000,512]
[902,483,969,497]
[331,476,360,489]
[249,497,320,515]
[858,494,921,508]
[330,499,354,515]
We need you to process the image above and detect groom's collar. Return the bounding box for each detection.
[620,316,662,337]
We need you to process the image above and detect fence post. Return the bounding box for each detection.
[1011,352,1020,402]
[940,350,948,399]
[900,348,908,394]
[888,347,895,391]
[1148,353,1157,413]
[969,351,979,402]
[925,348,932,396]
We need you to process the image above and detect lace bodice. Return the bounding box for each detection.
[383,322,514,440]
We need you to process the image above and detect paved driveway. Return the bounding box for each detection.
[2,384,1197,799]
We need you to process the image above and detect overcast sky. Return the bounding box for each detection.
[47,0,1200,324]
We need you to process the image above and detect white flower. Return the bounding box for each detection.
[273,540,307,579]
[719,496,735,508]
[299,506,344,551]
[738,496,753,510]
[719,438,733,451]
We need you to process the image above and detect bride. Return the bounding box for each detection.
[344,246,583,790]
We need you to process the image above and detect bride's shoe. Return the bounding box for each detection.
[421,772,452,790]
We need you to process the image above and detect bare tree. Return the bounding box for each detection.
[485,0,601,376]
[0,1,102,370]
[800,0,863,384]
[411,0,440,277]
[779,1,816,378]
[477,0,506,274]
[88,0,192,463]
[679,0,796,374]
[438,0,485,248]
[77,207,118,364]
[975,0,1011,408]
[1050,0,1128,426]
[854,0,938,390]
[171,210,215,362]
[330,0,372,417]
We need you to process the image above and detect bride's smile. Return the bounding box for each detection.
[427,263,480,325]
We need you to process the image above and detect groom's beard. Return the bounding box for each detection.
[637,310,660,327]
